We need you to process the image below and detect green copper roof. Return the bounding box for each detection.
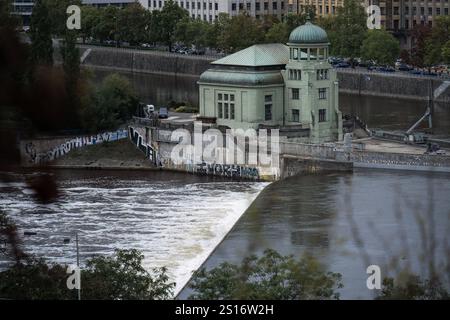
[198,69,284,87]
[288,21,329,44]
[212,44,289,67]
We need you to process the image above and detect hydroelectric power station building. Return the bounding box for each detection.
[198,20,343,144]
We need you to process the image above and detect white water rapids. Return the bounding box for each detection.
[0,171,269,296]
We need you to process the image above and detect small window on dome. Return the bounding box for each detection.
[293,48,298,60]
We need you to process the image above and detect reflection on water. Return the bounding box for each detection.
[0,170,268,295]
[179,170,450,299]
[91,69,450,135]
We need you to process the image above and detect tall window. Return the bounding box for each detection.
[217,93,235,119]
[319,109,327,122]
[318,88,327,99]
[264,95,272,121]
[292,109,300,122]
[289,69,301,80]
[292,88,299,100]
[317,69,328,80]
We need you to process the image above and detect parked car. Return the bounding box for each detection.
[398,64,413,71]
[158,107,169,119]
[377,66,395,72]
[409,69,422,75]
[335,62,350,68]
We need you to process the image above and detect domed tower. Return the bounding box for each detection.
[284,19,342,143]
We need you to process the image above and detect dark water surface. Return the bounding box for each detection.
[179,169,450,299]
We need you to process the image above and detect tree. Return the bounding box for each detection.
[327,0,367,59]
[361,29,400,66]
[217,13,264,53]
[82,249,174,300]
[265,22,290,43]
[80,5,100,43]
[60,29,81,128]
[157,0,188,51]
[188,249,343,300]
[410,25,431,67]
[174,17,211,48]
[117,3,149,45]
[442,40,450,65]
[94,5,119,44]
[424,16,450,66]
[81,73,138,132]
[29,0,54,66]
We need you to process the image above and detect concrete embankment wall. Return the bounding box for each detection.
[20,130,128,166]
[281,155,353,179]
[80,46,213,77]
[337,70,450,103]
[78,45,450,102]
[281,140,450,173]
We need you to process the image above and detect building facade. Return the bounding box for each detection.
[11,0,135,28]
[198,20,343,143]
[287,0,345,16]
[140,0,289,21]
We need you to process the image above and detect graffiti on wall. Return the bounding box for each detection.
[195,162,260,179]
[129,126,157,164]
[24,130,128,165]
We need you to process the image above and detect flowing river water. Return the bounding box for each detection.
[1,70,449,299]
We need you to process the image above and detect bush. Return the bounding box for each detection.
[0,249,175,300]
[81,73,138,132]
[174,105,198,113]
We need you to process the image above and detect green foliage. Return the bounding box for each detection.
[157,0,188,50]
[424,16,450,66]
[322,0,367,58]
[265,22,290,44]
[81,73,138,132]
[377,274,449,300]
[0,249,175,300]
[188,249,343,300]
[95,5,120,43]
[30,0,54,66]
[174,17,212,49]
[361,29,400,66]
[216,13,264,53]
[60,30,81,124]
[117,3,150,45]
[442,41,450,65]
[82,249,175,300]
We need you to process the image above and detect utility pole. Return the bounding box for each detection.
[75,232,81,301]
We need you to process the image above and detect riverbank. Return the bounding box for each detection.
[50,139,156,170]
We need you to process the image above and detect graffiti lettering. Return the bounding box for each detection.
[195,162,259,179]
[129,127,157,164]
[23,130,128,165]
